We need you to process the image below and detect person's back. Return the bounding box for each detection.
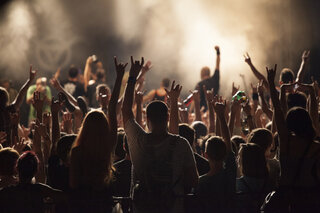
[196,136,236,213]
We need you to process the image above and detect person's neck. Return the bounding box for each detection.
[207,161,223,176]
[68,77,77,82]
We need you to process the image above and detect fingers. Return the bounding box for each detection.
[124,62,128,69]
[30,64,33,73]
[171,80,175,91]
[274,64,277,72]
[141,57,144,67]
[114,56,118,67]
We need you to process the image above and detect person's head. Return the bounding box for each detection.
[0,86,9,108]
[231,135,246,156]
[191,121,208,140]
[205,136,226,163]
[247,128,273,158]
[280,68,294,84]
[96,84,111,103]
[73,110,113,183]
[200,66,210,80]
[238,143,268,178]
[287,92,307,110]
[96,68,105,81]
[146,101,169,133]
[0,148,19,177]
[57,134,76,164]
[68,66,79,79]
[286,107,316,140]
[161,78,170,89]
[179,124,195,147]
[35,77,47,92]
[17,151,39,183]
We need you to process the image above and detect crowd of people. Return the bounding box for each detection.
[0,46,319,213]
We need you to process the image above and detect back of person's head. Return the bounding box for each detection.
[115,129,126,160]
[73,110,113,184]
[68,66,79,79]
[17,151,39,182]
[280,68,294,84]
[179,124,195,147]
[231,135,246,155]
[57,134,76,163]
[0,86,9,107]
[161,78,170,89]
[205,136,226,162]
[0,148,19,176]
[287,92,307,109]
[146,101,168,125]
[247,128,273,155]
[200,66,210,80]
[286,107,316,140]
[191,121,208,140]
[239,143,268,178]
[96,68,105,81]
[96,84,111,100]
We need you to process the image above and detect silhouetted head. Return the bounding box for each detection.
[287,92,307,109]
[200,66,210,80]
[179,124,195,147]
[247,128,273,158]
[231,135,246,155]
[96,68,105,81]
[286,107,316,140]
[205,136,226,162]
[191,121,208,140]
[57,134,76,163]
[0,148,19,176]
[68,66,79,79]
[280,68,294,84]
[115,129,126,160]
[96,83,111,103]
[17,151,39,183]
[161,78,170,89]
[146,101,168,132]
[239,143,268,178]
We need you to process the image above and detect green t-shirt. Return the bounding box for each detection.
[26,85,52,122]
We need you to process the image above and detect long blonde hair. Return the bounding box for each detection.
[72,110,113,187]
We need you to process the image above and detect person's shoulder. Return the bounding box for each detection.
[28,84,36,91]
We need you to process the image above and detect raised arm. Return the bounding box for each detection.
[165,81,182,134]
[229,99,240,136]
[213,100,232,153]
[192,90,202,121]
[203,86,215,133]
[135,91,144,127]
[242,101,255,132]
[136,60,152,92]
[214,46,220,71]
[50,97,62,156]
[244,53,269,89]
[109,57,127,146]
[257,80,273,120]
[122,56,144,127]
[13,65,37,110]
[50,77,78,106]
[83,56,93,92]
[267,64,289,154]
[296,50,310,83]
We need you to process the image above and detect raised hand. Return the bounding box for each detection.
[212,100,226,116]
[50,77,63,91]
[129,56,144,78]
[257,79,264,95]
[86,56,93,65]
[32,91,44,113]
[244,52,252,65]
[142,60,152,74]
[135,90,144,105]
[35,123,48,138]
[232,82,240,96]
[12,137,28,154]
[302,50,310,61]
[191,90,200,103]
[21,125,30,140]
[51,97,62,114]
[43,112,51,127]
[114,56,128,78]
[214,46,220,52]
[251,83,258,94]
[29,64,37,81]
[62,111,73,133]
[203,85,214,103]
[165,80,182,100]
[231,98,241,113]
[242,100,252,116]
[10,112,20,126]
[266,64,277,84]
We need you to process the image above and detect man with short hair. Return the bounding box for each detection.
[61,66,85,98]
[122,56,198,213]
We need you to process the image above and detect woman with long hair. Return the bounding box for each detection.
[69,57,126,212]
